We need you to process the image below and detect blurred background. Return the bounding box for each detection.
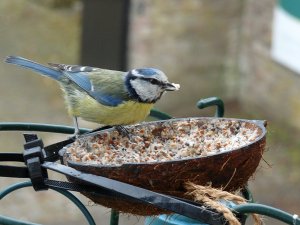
[0,0,299,224]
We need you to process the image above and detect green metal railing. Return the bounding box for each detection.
[196,97,224,117]
[233,204,300,225]
[0,181,96,225]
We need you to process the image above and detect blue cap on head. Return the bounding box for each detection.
[135,68,159,76]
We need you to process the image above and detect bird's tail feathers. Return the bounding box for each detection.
[5,56,62,80]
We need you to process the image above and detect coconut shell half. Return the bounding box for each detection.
[60,117,267,215]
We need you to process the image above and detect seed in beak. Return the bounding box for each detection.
[164,82,180,91]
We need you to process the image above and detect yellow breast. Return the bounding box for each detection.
[69,95,154,125]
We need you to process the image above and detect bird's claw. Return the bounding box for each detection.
[115,125,131,138]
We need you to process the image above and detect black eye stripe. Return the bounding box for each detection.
[149,78,160,85]
[140,77,162,85]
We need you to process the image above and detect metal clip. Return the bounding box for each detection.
[23,134,48,191]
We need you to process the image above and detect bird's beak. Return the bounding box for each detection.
[164,82,180,91]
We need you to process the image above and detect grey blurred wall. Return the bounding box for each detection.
[238,0,300,129]
[128,0,243,117]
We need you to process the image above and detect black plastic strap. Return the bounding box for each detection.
[23,134,48,191]
[43,138,75,162]
[0,152,29,178]
[24,134,44,150]
[0,165,29,178]
[44,179,121,197]
[42,162,227,225]
[0,136,75,179]
[0,153,24,162]
[0,127,111,179]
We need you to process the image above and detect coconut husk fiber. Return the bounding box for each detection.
[185,182,263,225]
[61,117,267,215]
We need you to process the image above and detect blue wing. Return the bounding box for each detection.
[49,63,125,107]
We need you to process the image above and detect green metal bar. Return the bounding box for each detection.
[0,181,96,225]
[50,186,96,225]
[109,209,119,225]
[0,109,173,134]
[0,122,90,134]
[196,97,225,117]
[233,203,300,225]
[0,215,41,225]
[149,109,172,120]
[0,181,33,199]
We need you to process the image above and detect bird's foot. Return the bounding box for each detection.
[68,130,80,140]
[115,125,130,137]
[69,116,81,139]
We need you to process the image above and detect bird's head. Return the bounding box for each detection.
[125,68,180,103]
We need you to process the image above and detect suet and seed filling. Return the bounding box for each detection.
[66,118,261,166]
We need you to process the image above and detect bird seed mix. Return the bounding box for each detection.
[66,119,260,166]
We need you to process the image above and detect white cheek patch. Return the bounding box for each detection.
[130,79,162,102]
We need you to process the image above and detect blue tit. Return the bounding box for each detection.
[5,56,180,134]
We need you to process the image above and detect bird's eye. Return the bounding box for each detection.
[149,78,159,85]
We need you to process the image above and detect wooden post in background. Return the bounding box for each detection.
[81,0,130,71]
